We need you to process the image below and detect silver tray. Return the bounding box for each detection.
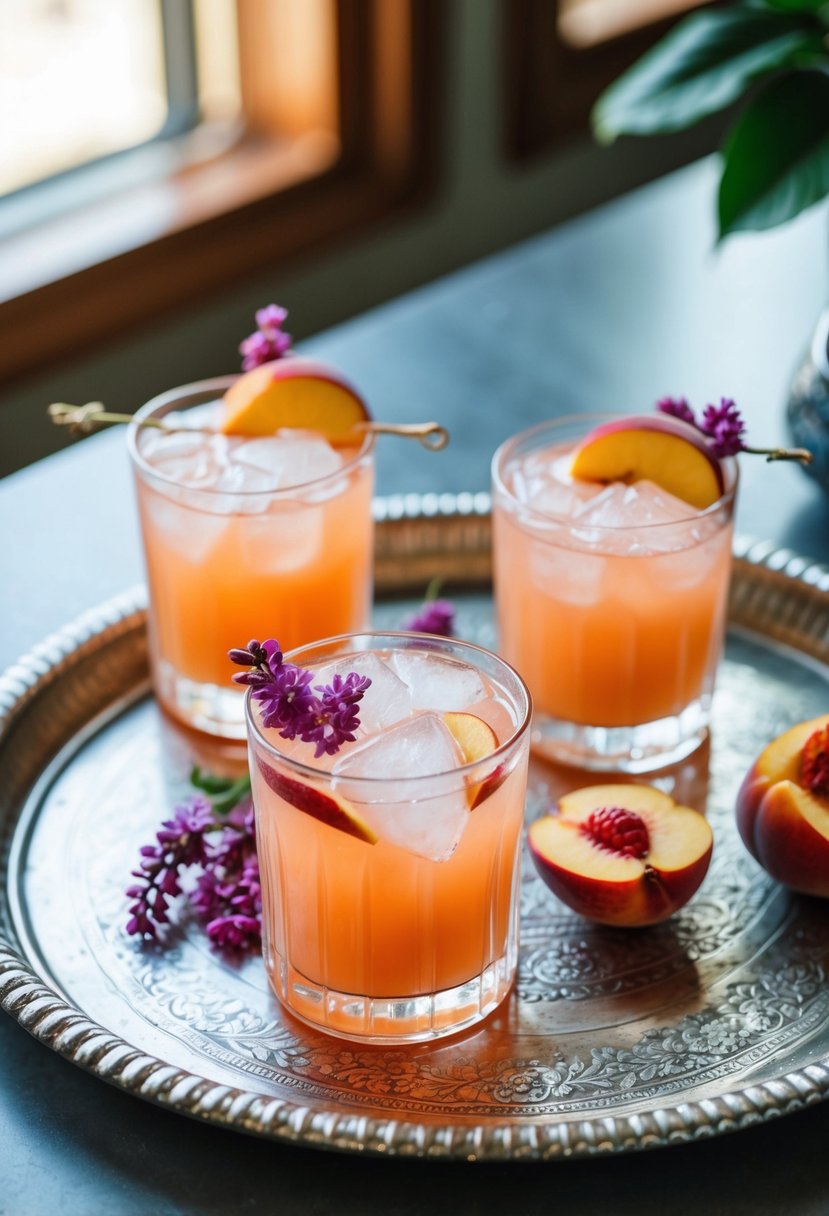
[1,496,828,1161]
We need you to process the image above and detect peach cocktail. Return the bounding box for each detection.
[129,377,374,738]
[245,632,531,1043]
[492,414,737,771]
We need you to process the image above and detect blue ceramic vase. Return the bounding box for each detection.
[787,307,829,493]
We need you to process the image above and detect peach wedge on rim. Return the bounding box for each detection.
[569,414,724,509]
[220,356,371,444]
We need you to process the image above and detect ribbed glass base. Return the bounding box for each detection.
[531,696,711,773]
[267,946,517,1044]
[155,660,246,739]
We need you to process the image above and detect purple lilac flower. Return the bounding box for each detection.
[229,639,284,686]
[229,639,372,757]
[306,672,373,757]
[191,803,262,954]
[239,304,293,371]
[126,797,214,939]
[656,396,697,427]
[206,913,262,952]
[404,598,455,636]
[699,398,747,458]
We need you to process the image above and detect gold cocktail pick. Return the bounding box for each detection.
[47,402,449,451]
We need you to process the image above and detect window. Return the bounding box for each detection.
[505,0,720,159]
[557,0,705,50]
[0,0,443,386]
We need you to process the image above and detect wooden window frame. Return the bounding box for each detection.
[504,0,721,161]
[0,0,444,388]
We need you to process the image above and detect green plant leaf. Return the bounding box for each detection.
[592,7,825,141]
[718,70,829,236]
[760,0,828,14]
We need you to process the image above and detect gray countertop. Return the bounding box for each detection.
[2,158,828,1214]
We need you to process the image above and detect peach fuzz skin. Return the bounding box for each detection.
[528,784,713,928]
[735,714,829,898]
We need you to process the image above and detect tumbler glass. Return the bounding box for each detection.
[129,378,374,738]
[246,631,531,1042]
[492,415,736,771]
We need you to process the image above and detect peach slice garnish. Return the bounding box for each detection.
[443,712,506,809]
[220,356,371,444]
[569,414,724,509]
[528,782,713,926]
[256,757,378,844]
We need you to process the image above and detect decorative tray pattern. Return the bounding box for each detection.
[1,496,828,1160]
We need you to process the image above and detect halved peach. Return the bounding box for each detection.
[256,757,378,844]
[443,712,505,809]
[528,783,713,926]
[569,414,724,509]
[220,356,371,444]
[735,714,829,896]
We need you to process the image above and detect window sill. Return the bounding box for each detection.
[0,129,409,386]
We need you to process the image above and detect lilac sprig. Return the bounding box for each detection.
[656,396,812,464]
[126,798,215,939]
[127,782,262,953]
[239,304,293,371]
[403,577,455,636]
[656,396,697,428]
[192,803,262,953]
[405,599,455,635]
[230,638,372,758]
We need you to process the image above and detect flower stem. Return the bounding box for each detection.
[743,445,813,465]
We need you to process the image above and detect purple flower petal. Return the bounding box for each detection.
[700,398,746,457]
[404,599,455,636]
[238,305,293,371]
[656,397,697,427]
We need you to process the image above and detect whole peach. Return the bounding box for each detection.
[735,714,829,896]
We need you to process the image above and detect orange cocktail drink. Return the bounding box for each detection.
[492,415,736,771]
[129,378,374,738]
[246,632,531,1042]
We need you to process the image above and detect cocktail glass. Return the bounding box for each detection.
[491,415,737,771]
[246,631,531,1042]
[129,378,374,738]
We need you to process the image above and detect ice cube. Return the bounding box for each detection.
[210,459,276,516]
[231,432,343,492]
[141,430,222,489]
[143,494,227,561]
[237,502,324,572]
[389,651,487,712]
[528,538,605,605]
[332,713,468,861]
[573,481,701,555]
[579,481,693,529]
[513,454,602,522]
[313,652,412,738]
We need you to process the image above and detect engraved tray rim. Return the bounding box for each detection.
[2,494,829,1162]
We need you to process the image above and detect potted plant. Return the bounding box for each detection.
[591,0,829,486]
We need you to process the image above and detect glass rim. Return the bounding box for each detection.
[127,375,375,498]
[245,630,533,787]
[491,412,738,531]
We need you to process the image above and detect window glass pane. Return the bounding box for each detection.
[0,0,167,198]
[194,0,241,123]
[559,0,702,49]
